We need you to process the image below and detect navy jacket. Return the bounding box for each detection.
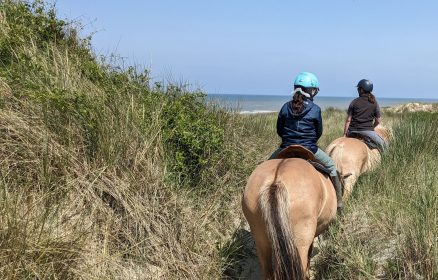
[276,99,322,153]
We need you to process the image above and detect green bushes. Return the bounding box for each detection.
[0,1,253,278]
[0,1,71,84]
[0,1,64,62]
[0,0,232,189]
[162,89,226,186]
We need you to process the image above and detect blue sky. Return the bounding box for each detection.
[55,0,438,98]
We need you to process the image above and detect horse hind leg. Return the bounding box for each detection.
[342,172,358,200]
[243,205,273,279]
[253,236,272,280]
[305,242,317,280]
[296,239,315,279]
[307,242,314,269]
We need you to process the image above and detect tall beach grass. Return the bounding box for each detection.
[314,112,437,279]
[0,1,272,278]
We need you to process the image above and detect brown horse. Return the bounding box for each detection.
[325,125,391,199]
[242,154,337,279]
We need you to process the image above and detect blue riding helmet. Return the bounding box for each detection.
[294,72,319,88]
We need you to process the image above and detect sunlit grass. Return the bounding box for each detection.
[315,112,438,279]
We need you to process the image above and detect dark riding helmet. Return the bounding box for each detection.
[356,79,373,92]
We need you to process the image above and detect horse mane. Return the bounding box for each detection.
[259,180,305,280]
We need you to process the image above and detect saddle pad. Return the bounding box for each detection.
[309,161,331,177]
[276,145,331,177]
[277,145,315,161]
[348,132,383,154]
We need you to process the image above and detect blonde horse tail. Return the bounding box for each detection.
[259,181,304,280]
[327,142,343,171]
[326,140,338,157]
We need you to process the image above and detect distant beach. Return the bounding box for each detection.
[207,94,438,114]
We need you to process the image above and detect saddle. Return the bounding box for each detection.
[347,132,383,154]
[276,145,332,177]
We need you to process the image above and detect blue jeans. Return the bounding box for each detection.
[348,130,386,150]
[269,147,337,177]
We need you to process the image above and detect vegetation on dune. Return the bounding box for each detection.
[0,1,277,278]
[0,1,436,279]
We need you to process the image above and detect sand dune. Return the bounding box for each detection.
[385,102,438,113]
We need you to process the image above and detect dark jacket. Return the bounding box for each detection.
[276,98,322,153]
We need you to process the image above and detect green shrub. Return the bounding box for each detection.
[162,88,225,187]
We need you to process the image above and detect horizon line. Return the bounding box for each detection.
[207,92,438,100]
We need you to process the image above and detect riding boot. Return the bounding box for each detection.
[331,175,343,212]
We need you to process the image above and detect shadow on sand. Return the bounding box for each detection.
[221,229,261,279]
[221,228,326,280]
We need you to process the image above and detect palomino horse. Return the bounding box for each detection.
[325,125,391,199]
[242,146,337,280]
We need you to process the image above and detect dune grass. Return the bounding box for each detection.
[314,112,437,280]
[0,1,268,278]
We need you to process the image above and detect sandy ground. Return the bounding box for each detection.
[228,228,326,280]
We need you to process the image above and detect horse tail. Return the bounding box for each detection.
[326,141,344,171]
[259,181,304,280]
[326,140,338,157]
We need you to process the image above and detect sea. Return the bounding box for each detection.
[207,94,438,114]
